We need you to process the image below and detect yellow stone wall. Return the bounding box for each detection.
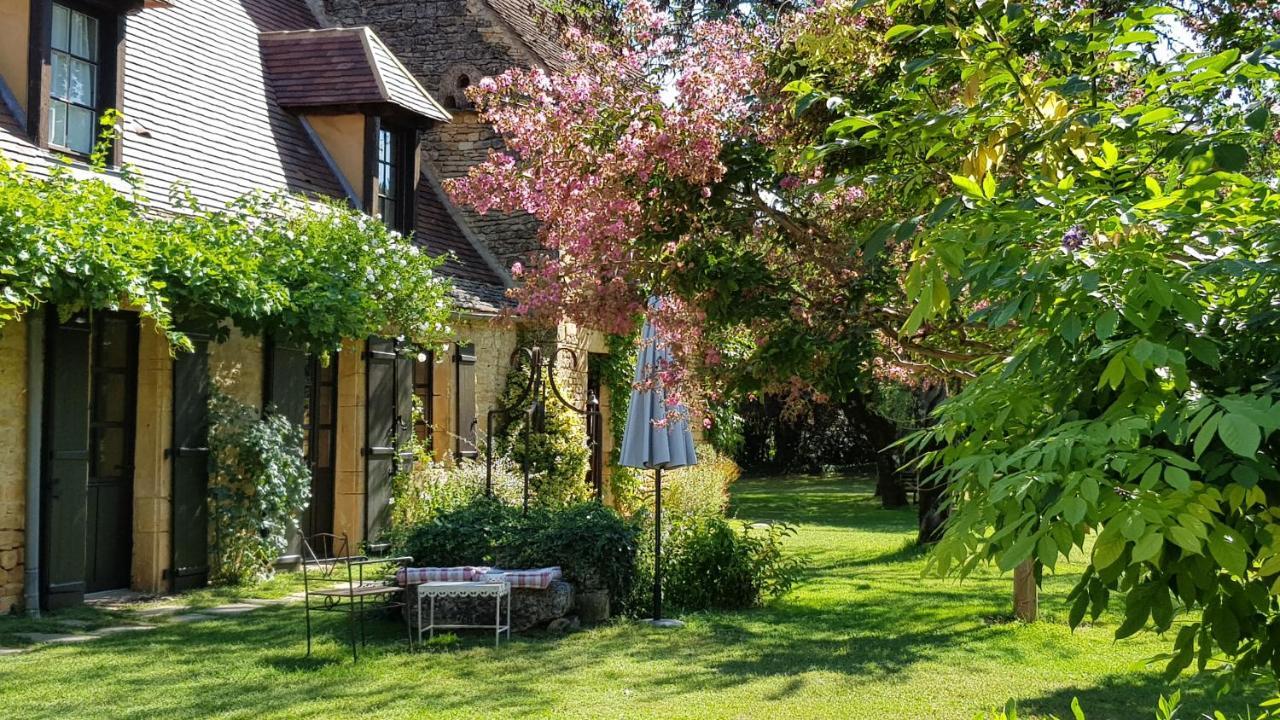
[209,327,264,409]
[131,319,173,594]
[0,318,28,614]
[0,0,30,115]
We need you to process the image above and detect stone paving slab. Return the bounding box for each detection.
[14,633,99,644]
[169,613,215,624]
[202,603,260,616]
[94,625,158,635]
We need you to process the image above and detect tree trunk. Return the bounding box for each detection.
[1013,560,1039,622]
[916,477,949,545]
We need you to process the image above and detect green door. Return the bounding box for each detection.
[170,337,210,592]
[86,312,138,593]
[265,341,338,555]
[42,311,138,606]
[42,313,92,609]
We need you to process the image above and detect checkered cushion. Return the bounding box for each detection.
[492,566,562,590]
[396,566,491,585]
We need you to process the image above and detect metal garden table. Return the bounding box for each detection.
[416,580,511,647]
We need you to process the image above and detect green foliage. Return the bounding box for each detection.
[628,513,802,614]
[390,456,525,531]
[982,692,1200,720]
[0,147,453,353]
[392,498,640,603]
[207,391,311,585]
[496,352,590,507]
[662,442,742,519]
[600,330,644,512]
[776,0,1280,683]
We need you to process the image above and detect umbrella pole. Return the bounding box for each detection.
[653,467,663,621]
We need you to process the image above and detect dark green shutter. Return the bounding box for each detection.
[170,338,210,592]
[365,338,409,547]
[42,313,92,609]
[454,344,477,460]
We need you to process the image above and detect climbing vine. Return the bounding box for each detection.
[0,145,454,353]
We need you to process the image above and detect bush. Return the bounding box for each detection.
[393,498,640,605]
[662,443,741,518]
[496,360,591,507]
[390,452,523,530]
[626,514,803,615]
[207,391,311,585]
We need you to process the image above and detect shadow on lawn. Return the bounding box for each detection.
[1013,670,1257,719]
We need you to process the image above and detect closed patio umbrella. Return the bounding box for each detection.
[620,299,697,627]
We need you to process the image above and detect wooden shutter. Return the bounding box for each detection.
[363,335,396,543]
[454,343,477,460]
[42,312,92,609]
[170,338,210,592]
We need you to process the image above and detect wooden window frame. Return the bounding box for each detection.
[363,116,418,235]
[27,0,126,164]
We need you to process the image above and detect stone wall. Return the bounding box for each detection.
[318,0,544,273]
[209,326,264,409]
[0,318,28,614]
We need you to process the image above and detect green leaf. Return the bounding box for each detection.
[1167,526,1201,555]
[999,534,1037,572]
[884,24,918,42]
[1245,105,1270,131]
[1207,528,1247,577]
[951,174,984,199]
[1095,309,1118,340]
[1132,532,1163,564]
[1213,144,1248,172]
[1093,529,1126,571]
[1164,465,1191,491]
[1217,413,1261,458]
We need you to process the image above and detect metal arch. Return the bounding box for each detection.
[502,346,538,411]
[483,344,606,507]
[546,346,588,414]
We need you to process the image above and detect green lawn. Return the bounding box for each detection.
[0,474,1253,719]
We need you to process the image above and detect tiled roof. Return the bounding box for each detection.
[260,28,450,124]
[1,0,345,208]
[415,175,512,314]
[483,0,570,72]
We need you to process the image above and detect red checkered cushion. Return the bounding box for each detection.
[396,566,491,585]
[492,566,562,590]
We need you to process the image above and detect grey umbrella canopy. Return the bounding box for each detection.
[619,299,697,625]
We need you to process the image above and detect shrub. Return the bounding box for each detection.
[207,391,311,585]
[626,514,803,615]
[393,498,640,605]
[662,443,741,519]
[390,453,523,530]
[496,359,591,507]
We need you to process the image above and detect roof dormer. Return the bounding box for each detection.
[260,27,449,233]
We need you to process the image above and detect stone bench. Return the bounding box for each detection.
[397,567,574,632]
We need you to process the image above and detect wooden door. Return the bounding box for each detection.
[42,312,92,609]
[85,312,137,592]
[170,337,210,592]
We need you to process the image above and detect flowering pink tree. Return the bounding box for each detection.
[447,1,989,414]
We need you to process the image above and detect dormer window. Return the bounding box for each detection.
[49,4,101,155]
[372,121,415,234]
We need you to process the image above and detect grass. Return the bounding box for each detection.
[0,473,1257,719]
